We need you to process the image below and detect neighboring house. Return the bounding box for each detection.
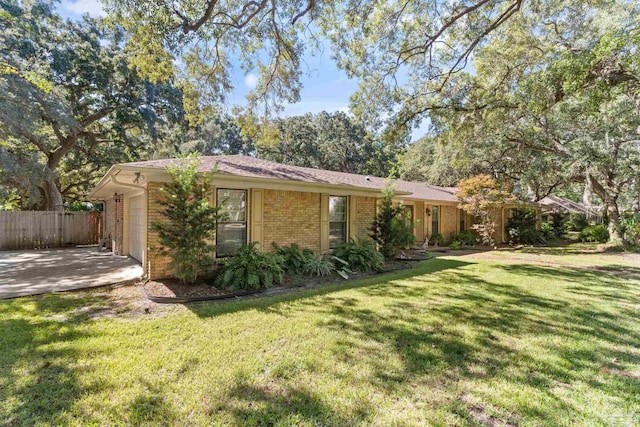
[539,195,604,224]
[90,155,532,279]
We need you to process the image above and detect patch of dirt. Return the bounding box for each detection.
[55,284,186,321]
[602,368,640,379]
[144,279,231,298]
[460,394,519,427]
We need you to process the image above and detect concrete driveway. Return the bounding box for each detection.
[0,247,144,299]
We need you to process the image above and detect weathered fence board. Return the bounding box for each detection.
[0,211,103,250]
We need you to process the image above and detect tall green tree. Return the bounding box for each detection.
[0,0,185,210]
[254,111,403,176]
[425,1,640,240]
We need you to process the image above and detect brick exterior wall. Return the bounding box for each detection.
[440,205,458,243]
[354,196,376,241]
[147,182,173,279]
[103,196,123,254]
[263,189,321,252]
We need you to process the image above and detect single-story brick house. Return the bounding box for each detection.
[90,155,535,279]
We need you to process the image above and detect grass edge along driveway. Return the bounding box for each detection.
[1,248,639,426]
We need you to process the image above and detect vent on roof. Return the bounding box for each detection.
[365,176,371,181]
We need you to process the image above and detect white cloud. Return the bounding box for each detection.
[60,0,106,18]
[244,73,259,89]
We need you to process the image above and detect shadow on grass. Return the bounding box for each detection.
[0,293,111,425]
[186,258,475,319]
[311,262,639,424]
[215,375,371,425]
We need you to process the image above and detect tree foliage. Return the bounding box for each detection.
[420,1,640,240]
[370,183,416,258]
[456,175,516,246]
[0,0,185,210]
[251,110,403,176]
[106,0,532,122]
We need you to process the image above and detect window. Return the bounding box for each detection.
[459,209,466,232]
[329,196,347,248]
[216,189,247,256]
[431,205,440,235]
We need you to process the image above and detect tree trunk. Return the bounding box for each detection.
[43,170,64,211]
[588,173,621,242]
[606,204,622,242]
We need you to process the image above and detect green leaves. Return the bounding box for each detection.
[151,156,223,284]
[216,242,285,290]
[370,183,416,258]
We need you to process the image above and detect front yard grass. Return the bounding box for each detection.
[1,245,639,426]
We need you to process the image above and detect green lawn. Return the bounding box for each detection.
[2,247,640,426]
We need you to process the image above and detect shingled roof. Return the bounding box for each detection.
[122,155,459,202]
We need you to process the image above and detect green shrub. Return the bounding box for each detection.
[303,254,335,277]
[391,214,417,250]
[273,243,315,275]
[506,207,545,244]
[332,240,384,272]
[370,184,416,259]
[216,243,284,290]
[449,230,478,246]
[428,233,445,246]
[541,222,554,239]
[618,214,640,246]
[330,256,352,279]
[568,213,589,232]
[579,224,609,243]
[551,213,567,238]
[151,156,224,284]
[449,240,462,250]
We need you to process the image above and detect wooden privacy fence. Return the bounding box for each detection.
[0,211,103,250]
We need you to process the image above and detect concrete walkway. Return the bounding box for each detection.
[0,247,144,299]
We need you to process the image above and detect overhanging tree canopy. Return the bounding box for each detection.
[0,0,186,210]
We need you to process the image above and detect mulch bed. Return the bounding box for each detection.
[143,258,427,303]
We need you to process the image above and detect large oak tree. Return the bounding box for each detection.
[0,0,184,210]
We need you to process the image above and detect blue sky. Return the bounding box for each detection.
[58,0,425,140]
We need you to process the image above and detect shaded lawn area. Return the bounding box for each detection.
[1,249,640,426]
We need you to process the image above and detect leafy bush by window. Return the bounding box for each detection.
[303,254,335,277]
[272,243,314,275]
[216,243,284,290]
[506,207,545,244]
[449,230,478,246]
[151,156,224,284]
[579,224,609,243]
[428,233,444,246]
[370,184,416,259]
[332,240,384,272]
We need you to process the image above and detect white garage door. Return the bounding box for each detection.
[129,196,145,263]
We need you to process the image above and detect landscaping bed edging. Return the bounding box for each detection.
[143,256,434,304]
